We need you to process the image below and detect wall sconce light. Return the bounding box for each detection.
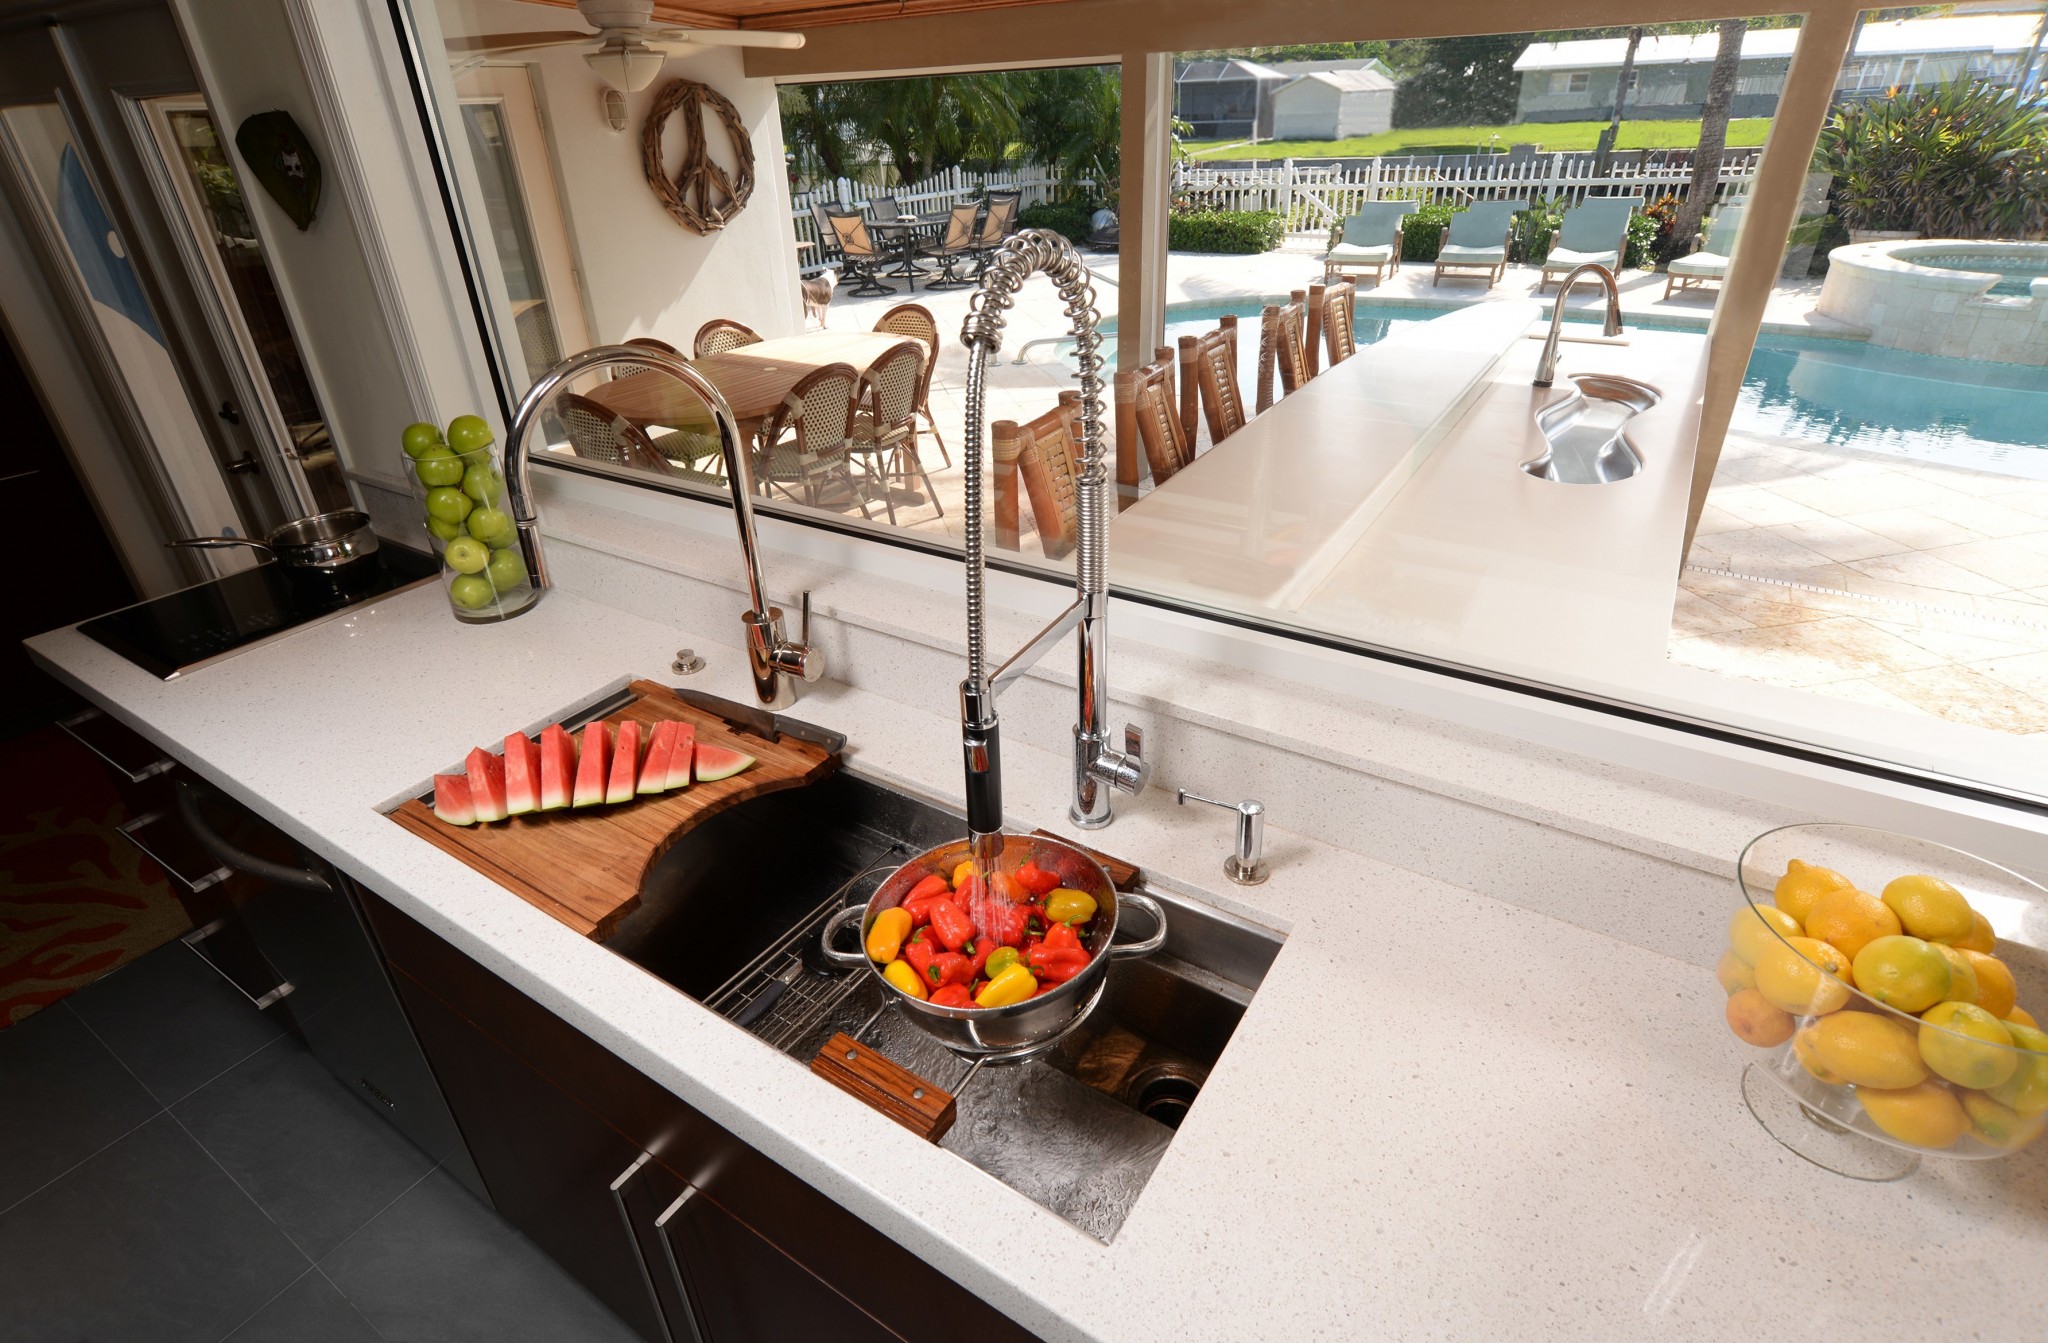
[602,88,628,132]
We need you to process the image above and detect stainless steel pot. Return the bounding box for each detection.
[822,833,1165,1059]
[169,509,379,571]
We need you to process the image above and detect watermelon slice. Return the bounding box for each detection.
[466,747,508,823]
[664,723,696,790]
[503,733,541,816]
[694,741,755,782]
[537,723,576,811]
[606,720,642,804]
[432,772,476,825]
[638,721,679,796]
[573,723,611,808]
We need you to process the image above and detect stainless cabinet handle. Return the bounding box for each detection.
[653,1186,709,1343]
[175,780,332,893]
[116,810,231,893]
[56,708,174,784]
[181,919,295,1010]
[610,1154,679,1343]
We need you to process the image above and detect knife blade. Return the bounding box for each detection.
[668,686,847,755]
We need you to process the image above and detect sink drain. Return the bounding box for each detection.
[1128,1064,1205,1130]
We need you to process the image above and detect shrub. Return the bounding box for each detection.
[1815,81,2048,238]
[1510,198,1566,265]
[1167,208,1285,254]
[1399,202,1457,261]
[1018,201,1098,244]
[1624,211,1660,269]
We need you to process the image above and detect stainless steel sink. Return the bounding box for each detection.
[1521,373,1661,484]
[600,769,1284,1241]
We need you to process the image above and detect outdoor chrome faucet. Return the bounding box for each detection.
[1532,263,1625,388]
[957,230,1148,868]
[504,344,822,708]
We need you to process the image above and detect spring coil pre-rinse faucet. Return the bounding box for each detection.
[958,230,1149,871]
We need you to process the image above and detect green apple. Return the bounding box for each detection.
[461,460,504,506]
[425,514,465,542]
[443,536,489,574]
[485,547,526,591]
[414,447,464,488]
[466,506,515,548]
[401,422,443,458]
[447,573,496,610]
[424,486,473,524]
[447,414,494,454]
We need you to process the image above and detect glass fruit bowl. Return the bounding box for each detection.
[400,417,538,623]
[1724,823,2048,1179]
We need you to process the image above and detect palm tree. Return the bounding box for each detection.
[1670,19,1749,259]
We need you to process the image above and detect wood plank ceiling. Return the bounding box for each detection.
[530,0,1085,30]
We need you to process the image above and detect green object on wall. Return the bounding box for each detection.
[234,110,320,231]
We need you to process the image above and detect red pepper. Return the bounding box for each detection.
[902,933,937,985]
[927,951,973,989]
[901,894,936,928]
[978,900,1031,948]
[1026,921,1089,985]
[965,939,991,980]
[906,873,951,903]
[1013,862,1060,896]
[929,984,974,1008]
[927,897,974,952]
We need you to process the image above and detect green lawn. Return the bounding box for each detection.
[1183,118,1774,160]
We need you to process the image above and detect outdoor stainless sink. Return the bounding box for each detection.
[1521,373,1661,484]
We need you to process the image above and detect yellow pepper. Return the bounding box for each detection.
[951,859,978,889]
[866,907,913,963]
[882,958,928,1000]
[984,946,1021,979]
[975,963,1038,1008]
[1044,888,1098,925]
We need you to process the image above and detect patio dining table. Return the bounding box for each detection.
[867,214,950,290]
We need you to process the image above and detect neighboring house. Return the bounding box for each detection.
[1268,68,1398,139]
[1511,14,2048,124]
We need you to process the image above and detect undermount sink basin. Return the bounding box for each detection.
[1521,373,1661,484]
[601,769,1285,1242]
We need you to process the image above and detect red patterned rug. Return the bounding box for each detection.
[0,725,190,1028]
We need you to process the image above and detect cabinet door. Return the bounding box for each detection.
[389,967,668,1343]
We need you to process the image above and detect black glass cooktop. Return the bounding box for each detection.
[80,543,439,679]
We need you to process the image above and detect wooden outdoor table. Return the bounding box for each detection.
[589,330,922,435]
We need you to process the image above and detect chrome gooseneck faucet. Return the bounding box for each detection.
[504,345,822,707]
[958,231,1148,868]
[1532,263,1625,388]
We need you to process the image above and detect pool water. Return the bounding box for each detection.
[1085,300,2048,478]
[1917,254,2048,299]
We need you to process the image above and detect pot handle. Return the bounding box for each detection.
[1108,890,1167,960]
[820,904,870,969]
[168,536,272,553]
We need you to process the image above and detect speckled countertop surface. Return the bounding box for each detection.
[27,584,2048,1341]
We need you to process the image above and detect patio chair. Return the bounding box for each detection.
[1540,195,1644,292]
[808,202,845,266]
[872,302,949,467]
[555,392,676,476]
[869,195,902,223]
[972,191,1022,276]
[919,201,984,290]
[1664,205,1747,300]
[1114,348,1190,498]
[1305,281,1357,374]
[1323,201,1419,286]
[513,301,560,380]
[992,390,1083,559]
[692,319,761,358]
[1433,199,1530,287]
[824,208,893,298]
[755,362,869,515]
[849,340,941,525]
[1177,315,1246,446]
[1256,291,1310,413]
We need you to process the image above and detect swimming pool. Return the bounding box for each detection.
[1906,247,2048,299]
[1086,299,2048,478]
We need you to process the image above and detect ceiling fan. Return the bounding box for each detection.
[445,0,805,93]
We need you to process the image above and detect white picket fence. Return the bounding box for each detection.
[789,166,1086,272]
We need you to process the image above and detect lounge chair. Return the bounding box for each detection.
[1540,195,1643,292]
[1322,201,1419,285]
[1432,200,1529,287]
[1664,205,1747,300]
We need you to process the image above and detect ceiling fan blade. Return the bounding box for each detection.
[650,27,806,49]
[443,30,592,54]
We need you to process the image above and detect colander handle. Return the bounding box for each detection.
[1108,891,1167,960]
[820,904,870,969]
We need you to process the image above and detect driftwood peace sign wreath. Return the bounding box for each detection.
[641,77,755,234]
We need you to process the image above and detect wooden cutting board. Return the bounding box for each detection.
[388,680,836,939]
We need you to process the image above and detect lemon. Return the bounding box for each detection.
[1772,859,1855,926]
[1962,951,2018,1020]
[1755,936,1854,1016]
[1953,910,1997,954]
[1918,1001,2018,1089]
[1803,887,1900,962]
[1724,988,1795,1048]
[1715,949,1756,996]
[1933,944,1980,1005]
[1728,904,1802,966]
[1807,1011,1929,1089]
[1881,873,1977,944]
[1792,1026,1846,1085]
[1859,1080,1969,1149]
[1960,1089,2046,1149]
[1986,1021,2048,1117]
[1852,935,1951,1014]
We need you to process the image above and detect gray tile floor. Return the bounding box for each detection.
[0,943,640,1343]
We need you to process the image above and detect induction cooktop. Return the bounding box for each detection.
[79,543,439,679]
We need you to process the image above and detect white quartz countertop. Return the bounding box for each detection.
[28,578,2048,1341]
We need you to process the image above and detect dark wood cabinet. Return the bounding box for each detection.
[363,891,1039,1343]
